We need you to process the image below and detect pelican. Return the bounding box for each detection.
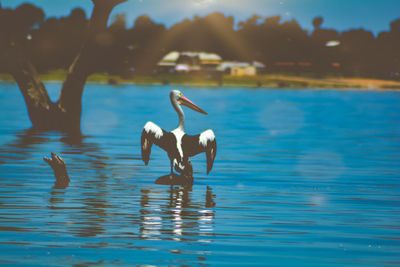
[141,90,217,184]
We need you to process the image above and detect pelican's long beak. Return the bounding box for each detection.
[179,94,208,115]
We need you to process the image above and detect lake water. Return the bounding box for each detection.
[0,83,400,266]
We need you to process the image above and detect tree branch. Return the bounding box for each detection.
[44,152,70,189]
[57,0,127,131]
[7,43,56,128]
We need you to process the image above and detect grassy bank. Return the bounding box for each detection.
[1,70,400,90]
[223,74,400,90]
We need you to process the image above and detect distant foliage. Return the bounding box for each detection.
[1,3,399,78]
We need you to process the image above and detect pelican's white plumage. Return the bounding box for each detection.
[144,121,163,139]
[141,90,217,184]
[199,129,215,147]
[172,128,185,158]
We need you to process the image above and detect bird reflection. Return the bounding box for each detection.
[205,186,216,208]
[139,186,216,242]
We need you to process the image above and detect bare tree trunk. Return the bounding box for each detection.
[3,0,127,135]
[57,0,127,134]
[8,44,58,129]
[44,152,70,189]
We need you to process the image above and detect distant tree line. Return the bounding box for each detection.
[1,3,399,79]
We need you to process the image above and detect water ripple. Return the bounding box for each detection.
[0,85,400,265]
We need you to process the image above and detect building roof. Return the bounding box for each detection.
[158,51,222,66]
[178,51,222,61]
[199,52,222,61]
[160,51,180,62]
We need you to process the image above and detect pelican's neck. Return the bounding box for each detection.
[172,97,185,131]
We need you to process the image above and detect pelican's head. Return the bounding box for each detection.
[170,90,208,115]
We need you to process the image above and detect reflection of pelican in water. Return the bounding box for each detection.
[141,90,217,186]
[139,186,216,242]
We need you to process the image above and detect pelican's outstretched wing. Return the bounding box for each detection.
[182,129,217,174]
[141,122,175,165]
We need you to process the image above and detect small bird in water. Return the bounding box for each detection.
[141,90,217,185]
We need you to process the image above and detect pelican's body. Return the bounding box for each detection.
[141,90,217,184]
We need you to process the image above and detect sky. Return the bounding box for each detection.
[1,0,400,35]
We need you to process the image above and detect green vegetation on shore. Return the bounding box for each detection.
[1,70,400,90]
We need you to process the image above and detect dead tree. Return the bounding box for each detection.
[44,152,70,189]
[1,0,126,135]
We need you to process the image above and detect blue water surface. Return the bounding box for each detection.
[0,83,399,266]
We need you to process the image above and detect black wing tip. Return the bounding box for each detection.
[206,138,216,175]
[206,163,213,175]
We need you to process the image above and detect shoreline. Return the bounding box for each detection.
[1,72,399,90]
